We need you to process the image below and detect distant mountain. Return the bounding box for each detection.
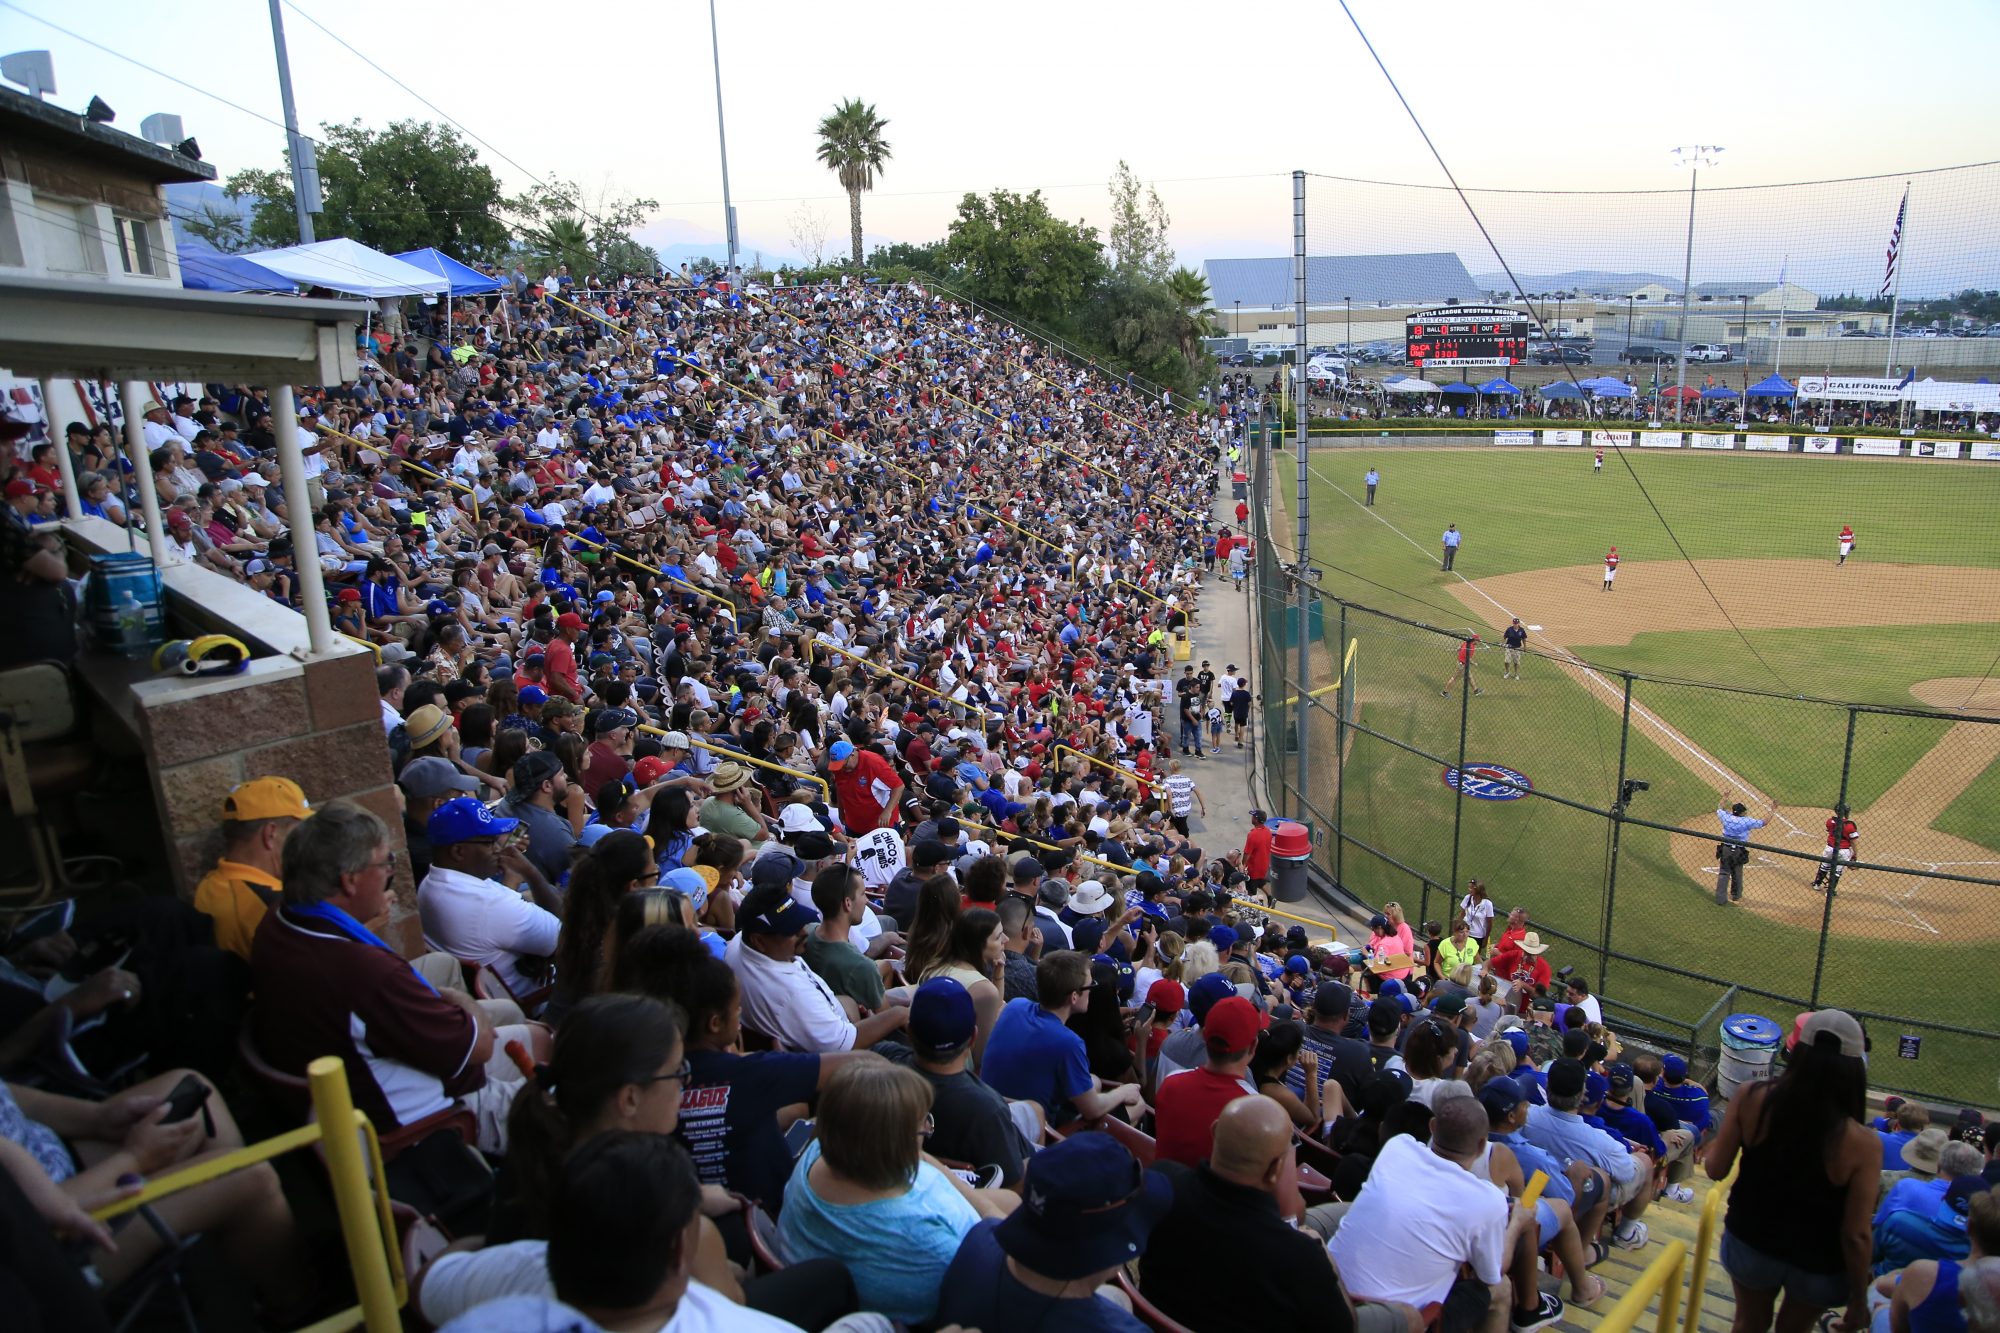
[1472,269,1682,296]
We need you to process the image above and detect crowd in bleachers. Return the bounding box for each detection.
[2,269,1997,1333]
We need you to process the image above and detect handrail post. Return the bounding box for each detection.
[1684,1162,1739,1333]
[308,1056,402,1333]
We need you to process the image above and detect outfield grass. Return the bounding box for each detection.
[1286,442,2000,1099]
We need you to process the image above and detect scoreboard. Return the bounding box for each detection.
[1405,305,1531,368]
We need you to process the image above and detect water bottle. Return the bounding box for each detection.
[115,590,148,660]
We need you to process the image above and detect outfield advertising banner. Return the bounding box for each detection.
[1853,439,1903,456]
[1639,431,1684,448]
[1801,436,1841,454]
[1797,375,1906,402]
[1972,441,2000,461]
[1914,440,1964,459]
[1544,429,1584,446]
[1590,430,1633,449]
[1690,432,1736,450]
[1744,435,1792,452]
[1492,430,1535,447]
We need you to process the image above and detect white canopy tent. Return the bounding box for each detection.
[1381,375,1443,394]
[1899,378,2000,414]
[239,237,448,298]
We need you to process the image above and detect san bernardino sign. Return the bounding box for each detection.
[1441,763,1534,801]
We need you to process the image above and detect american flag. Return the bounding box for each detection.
[1880,187,1908,298]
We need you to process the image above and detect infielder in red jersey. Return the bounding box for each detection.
[1837,524,1855,565]
[1603,546,1619,591]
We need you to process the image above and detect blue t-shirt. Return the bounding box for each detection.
[980,999,1093,1114]
[677,1046,819,1212]
[935,1219,1148,1331]
[777,1141,979,1324]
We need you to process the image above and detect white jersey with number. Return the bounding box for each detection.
[849,827,908,890]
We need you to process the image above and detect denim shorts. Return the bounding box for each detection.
[1720,1230,1849,1308]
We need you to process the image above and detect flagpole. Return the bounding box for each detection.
[1884,182,1909,378]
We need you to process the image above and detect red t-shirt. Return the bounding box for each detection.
[1154,1065,1249,1167]
[1825,818,1857,850]
[1242,824,1273,879]
[1458,641,1477,666]
[832,749,901,832]
[544,636,580,700]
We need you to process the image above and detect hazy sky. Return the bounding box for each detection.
[7,0,1997,289]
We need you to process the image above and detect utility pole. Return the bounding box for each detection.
[707,0,738,283]
[267,0,315,244]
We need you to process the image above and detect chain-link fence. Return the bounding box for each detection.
[1248,438,2000,1105]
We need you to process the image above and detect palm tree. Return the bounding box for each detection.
[815,99,891,267]
[524,216,594,282]
[1165,266,1220,370]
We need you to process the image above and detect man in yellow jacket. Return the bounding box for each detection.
[193,776,310,959]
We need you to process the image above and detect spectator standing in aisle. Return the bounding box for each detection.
[1242,809,1273,902]
[1705,1009,1879,1333]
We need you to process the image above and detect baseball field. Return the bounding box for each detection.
[1273,441,2000,1097]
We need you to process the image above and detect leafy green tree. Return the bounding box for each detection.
[181,201,248,253]
[224,119,510,260]
[1106,160,1173,283]
[866,239,951,276]
[1089,277,1187,386]
[508,178,659,281]
[944,189,1107,326]
[815,99,892,266]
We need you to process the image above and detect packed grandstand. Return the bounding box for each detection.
[5,269,1997,1333]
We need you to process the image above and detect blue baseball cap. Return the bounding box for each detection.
[829,739,856,762]
[427,796,520,847]
[518,685,548,705]
[1661,1053,1689,1081]
[575,822,619,849]
[1503,1027,1531,1058]
[1477,1074,1530,1119]
[1284,954,1312,975]
[1378,978,1405,999]
[1188,971,1238,1022]
[594,590,615,603]
[1092,953,1136,1002]
[1206,925,1238,954]
[910,977,978,1055]
[1583,1071,1611,1106]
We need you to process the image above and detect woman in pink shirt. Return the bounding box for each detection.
[1368,902,1417,982]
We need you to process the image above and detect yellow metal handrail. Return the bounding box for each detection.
[92,1057,403,1332]
[563,531,738,621]
[1682,1161,1739,1333]
[637,724,831,799]
[804,637,997,721]
[1597,1239,1688,1333]
[950,813,1131,879]
[1051,743,1145,792]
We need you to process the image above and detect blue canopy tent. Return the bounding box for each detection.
[1540,381,1587,399]
[1440,382,1478,395]
[391,248,505,296]
[1585,379,1636,398]
[1746,374,1795,398]
[179,241,299,293]
[1701,385,1740,400]
[1476,379,1520,395]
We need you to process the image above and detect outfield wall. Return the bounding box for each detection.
[1248,437,2000,1107]
[1301,427,2000,459]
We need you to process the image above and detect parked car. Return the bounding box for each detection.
[1621,344,1675,364]
[1685,343,1732,362]
[1534,345,1590,364]
[1226,353,1254,365]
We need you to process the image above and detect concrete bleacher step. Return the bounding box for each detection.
[1543,1172,1736,1333]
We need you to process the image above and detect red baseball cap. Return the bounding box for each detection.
[1146,978,1187,1012]
[556,612,585,631]
[633,756,670,786]
[1202,996,1269,1052]
[4,479,36,498]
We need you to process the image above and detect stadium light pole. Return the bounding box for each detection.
[266,0,314,244]
[1345,295,1352,357]
[707,0,739,283]
[1291,171,1311,815]
[1670,145,1723,424]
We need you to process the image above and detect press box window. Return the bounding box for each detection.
[115,215,159,277]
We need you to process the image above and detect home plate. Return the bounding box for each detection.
[1527,624,1543,631]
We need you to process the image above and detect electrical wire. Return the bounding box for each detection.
[1306,157,2000,197]
[0,1,293,134]
[1331,0,1795,694]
